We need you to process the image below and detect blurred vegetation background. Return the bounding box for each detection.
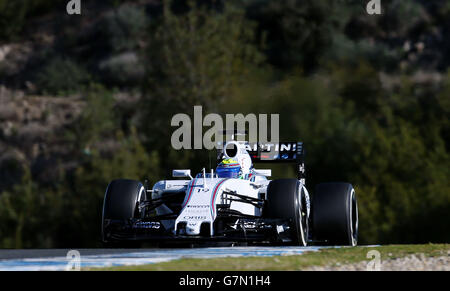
[0,0,448,247]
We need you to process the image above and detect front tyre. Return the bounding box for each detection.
[101,179,145,243]
[266,179,308,246]
[312,183,358,246]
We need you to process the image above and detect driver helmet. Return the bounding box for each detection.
[216,158,242,178]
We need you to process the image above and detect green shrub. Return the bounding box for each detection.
[100,4,149,53]
[35,57,92,95]
[0,0,28,40]
[0,0,66,41]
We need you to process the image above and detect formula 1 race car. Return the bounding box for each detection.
[101,136,358,246]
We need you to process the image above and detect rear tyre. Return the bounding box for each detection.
[266,179,308,246]
[101,179,145,245]
[312,183,358,246]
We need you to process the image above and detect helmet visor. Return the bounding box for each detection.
[216,167,240,178]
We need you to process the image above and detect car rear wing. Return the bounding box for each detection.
[216,141,306,181]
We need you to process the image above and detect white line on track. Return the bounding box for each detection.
[0,246,328,271]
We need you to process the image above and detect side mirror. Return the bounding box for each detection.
[254,169,272,177]
[172,170,193,179]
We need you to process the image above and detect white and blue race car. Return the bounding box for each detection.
[101,138,358,246]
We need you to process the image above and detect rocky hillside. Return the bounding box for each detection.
[0,86,85,190]
[0,1,148,192]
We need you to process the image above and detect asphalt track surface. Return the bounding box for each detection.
[0,246,326,271]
